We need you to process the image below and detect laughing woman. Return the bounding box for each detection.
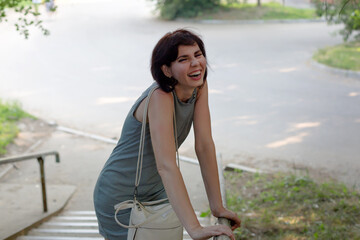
[93,29,241,240]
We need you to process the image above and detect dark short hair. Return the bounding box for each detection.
[151,29,207,92]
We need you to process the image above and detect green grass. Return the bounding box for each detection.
[194,2,317,20]
[225,171,360,239]
[313,41,360,71]
[0,99,33,155]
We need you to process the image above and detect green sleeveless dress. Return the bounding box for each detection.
[93,82,198,239]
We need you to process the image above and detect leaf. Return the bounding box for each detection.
[339,0,351,15]
[200,209,211,217]
[35,20,42,26]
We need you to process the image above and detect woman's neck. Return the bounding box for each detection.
[174,85,195,103]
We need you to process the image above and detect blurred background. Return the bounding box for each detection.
[1,0,359,186]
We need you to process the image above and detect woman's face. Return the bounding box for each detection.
[163,43,207,92]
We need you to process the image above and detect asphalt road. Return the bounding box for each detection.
[1,0,359,186]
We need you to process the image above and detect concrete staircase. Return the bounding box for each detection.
[17,210,211,240]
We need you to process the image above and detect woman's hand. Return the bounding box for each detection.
[189,225,235,240]
[212,207,241,231]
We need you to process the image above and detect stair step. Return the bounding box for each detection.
[18,210,212,240]
[32,229,99,234]
[63,211,96,215]
[18,237,103,240]
[43,222,99,227]
[26,229,100,238]
[52,216,98,221]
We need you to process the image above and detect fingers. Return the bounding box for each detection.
[219,209,241,230]
[213,225,235,240]
[190,224,237,240]
[200,225,235,240]
[230,215,241,230]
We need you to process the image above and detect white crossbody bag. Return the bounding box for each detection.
[114,86,183,240]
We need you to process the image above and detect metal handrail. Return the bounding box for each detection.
[213,154,232,240]
[181,154,232,240]
[0,151,60,212]
[214,218,232,240]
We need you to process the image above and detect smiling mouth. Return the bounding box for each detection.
[188,70,201,78]
[189,73,201,77]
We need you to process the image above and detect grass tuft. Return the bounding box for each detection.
[313,41,360,71]
[193,2,317,20]
[225,171,360,239]
[0,99,33,155]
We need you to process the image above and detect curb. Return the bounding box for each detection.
[224,163,264,173]
[56,124,204,165]
[176,18,325,25]
[56,125,118,144]
[56,124,265,175]
[310,59,360,79]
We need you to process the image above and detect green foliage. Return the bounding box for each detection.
[313,0,360,41]
[0,100,32,155]
[0,0,54,39]
[0,122,18,155]
[188,2,317,20]
[153,0,221,20]
[154,0,318,20]
[225,171,360,239]
[260,2,317,19]
[313,41,360,71]
[200,209,211,217]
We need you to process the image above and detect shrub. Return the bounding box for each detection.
[313,0,360,41]
[153,0,221,20]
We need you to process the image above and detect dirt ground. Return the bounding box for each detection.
[0,118,56,176]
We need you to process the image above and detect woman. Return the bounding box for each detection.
[93,29,241,240]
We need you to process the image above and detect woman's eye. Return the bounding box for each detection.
[195,53,203,57]
[179,58,186,62]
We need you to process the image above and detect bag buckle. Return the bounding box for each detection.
[133,187,138,199]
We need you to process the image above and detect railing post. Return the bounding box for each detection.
[55,153,60,163]
[37,156,48,212]
[213,153,231,240]
[214,218,231,240]
[0,151,59,214]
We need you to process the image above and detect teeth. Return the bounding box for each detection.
[189,71,201,77]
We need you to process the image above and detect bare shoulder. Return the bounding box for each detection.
[152,88,173,99]
[134,87,173,123]
[149,88,174,109]
[148,88,174,126]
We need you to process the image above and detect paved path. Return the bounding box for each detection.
[1,128,210,239]
[0,0,359,187]
[0,129,208,212]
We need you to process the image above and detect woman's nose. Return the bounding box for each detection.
[191,58,200,66]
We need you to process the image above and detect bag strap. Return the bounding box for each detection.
[134,86,180,197]
[114,198,179,229]
[114,87,181,229]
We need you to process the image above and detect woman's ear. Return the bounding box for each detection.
[161,65,172,78]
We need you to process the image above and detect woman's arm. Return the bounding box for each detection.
[148,89,235,240]
[193,82,241,230]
